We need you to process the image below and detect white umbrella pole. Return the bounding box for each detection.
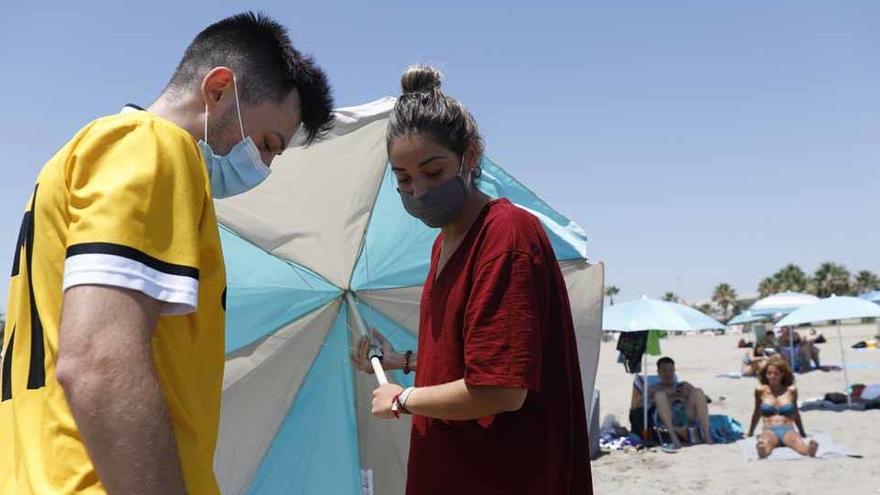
[835,322,852,408]
[643,353,648,441]
[345,292,389,385]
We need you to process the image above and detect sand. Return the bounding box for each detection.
[590,323,880,495]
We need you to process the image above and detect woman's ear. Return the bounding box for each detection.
[464,141,481,178]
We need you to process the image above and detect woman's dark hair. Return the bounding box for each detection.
[386,65,485,172]
[758,355,795,388]
[165,11,334,145]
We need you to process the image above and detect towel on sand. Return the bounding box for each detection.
[715,371,743,379]
[738,432,858,461]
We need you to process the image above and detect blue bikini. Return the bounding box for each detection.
[760,402,796,442]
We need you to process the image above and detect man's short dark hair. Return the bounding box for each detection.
[166,11,333,145]
[657,357,675,368]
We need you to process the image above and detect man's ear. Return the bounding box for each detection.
[200,67,235,113]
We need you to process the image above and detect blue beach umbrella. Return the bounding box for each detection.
[748,291,819,318]
[728,310,770,326]
[776,295,880,406]
[858,290,880,304]
[211,98,605,495]
[603,295,725,333]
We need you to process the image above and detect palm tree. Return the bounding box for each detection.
[854,270,880,294]
[758,277,776,297]
[812,262,851,298]
[662,292,678,302]
[697,303,715,316]
[775,264,809,293]
[758,264,809,297]
[604,286,620,306]
[712,283,737,320]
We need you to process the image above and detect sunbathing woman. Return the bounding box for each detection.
[741,344,770,377]
[747,355,818,458]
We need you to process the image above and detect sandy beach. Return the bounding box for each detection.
[591,323,880,495]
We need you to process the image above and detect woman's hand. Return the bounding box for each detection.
[372,383,405,419]
[351,328,404,373]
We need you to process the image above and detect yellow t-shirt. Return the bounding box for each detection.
[0,107,226,494]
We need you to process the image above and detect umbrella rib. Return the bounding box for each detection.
[353,293,419,341]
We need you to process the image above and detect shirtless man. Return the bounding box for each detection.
[648,357,712,449]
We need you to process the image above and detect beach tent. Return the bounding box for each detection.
[602,296,724,439]
[211,98,605,495]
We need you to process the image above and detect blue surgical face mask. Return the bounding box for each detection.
[199,74,271,199]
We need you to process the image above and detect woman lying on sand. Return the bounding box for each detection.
[747,355,818,458]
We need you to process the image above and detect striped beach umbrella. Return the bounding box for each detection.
[211,98,605,495]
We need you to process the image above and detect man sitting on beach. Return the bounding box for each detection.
[648,357,713,449]
[758,329,779,355]
[742,344,771,377]
[778,326,821,371]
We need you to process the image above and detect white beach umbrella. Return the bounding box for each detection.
[602,296,724,439]
[776,295,880,406]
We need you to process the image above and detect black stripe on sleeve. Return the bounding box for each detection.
[66,242,199,280]
[2,326,15,401]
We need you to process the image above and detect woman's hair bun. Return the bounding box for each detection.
[400,65,442,94]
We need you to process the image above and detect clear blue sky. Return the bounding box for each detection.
[0,1,877,311]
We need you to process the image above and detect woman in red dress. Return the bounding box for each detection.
[353,65,593,495]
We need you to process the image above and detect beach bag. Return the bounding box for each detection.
[708,415,743,443]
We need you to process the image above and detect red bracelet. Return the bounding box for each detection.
[391,392,402,419]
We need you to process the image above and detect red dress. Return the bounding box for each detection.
[406,199,593,495]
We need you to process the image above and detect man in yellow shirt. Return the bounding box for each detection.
[0,12,333,494]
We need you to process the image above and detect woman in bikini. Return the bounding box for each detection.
[747,355,818,458]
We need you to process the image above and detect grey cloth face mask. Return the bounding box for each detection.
[398,166,469,228]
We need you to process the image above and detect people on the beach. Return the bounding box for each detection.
[351,65,592,495]
[747,355,818,458]
[742,344,771,377]
[649,357,713,449]
[778,326,822,370]
[758,328,779,354]
[0,13,332,494]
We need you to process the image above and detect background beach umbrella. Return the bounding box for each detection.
[728,310,770,326]
[748,291,819,318]
[776,295,880,406]
[858,290,880,304]
[748,292,819,367]
[602,296,725,438]
[211,98,605,495]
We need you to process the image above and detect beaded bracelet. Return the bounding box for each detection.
[403,350,413,375]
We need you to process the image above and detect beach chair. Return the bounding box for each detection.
[632,374,711,446]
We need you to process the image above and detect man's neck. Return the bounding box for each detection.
[147,92,205,142]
